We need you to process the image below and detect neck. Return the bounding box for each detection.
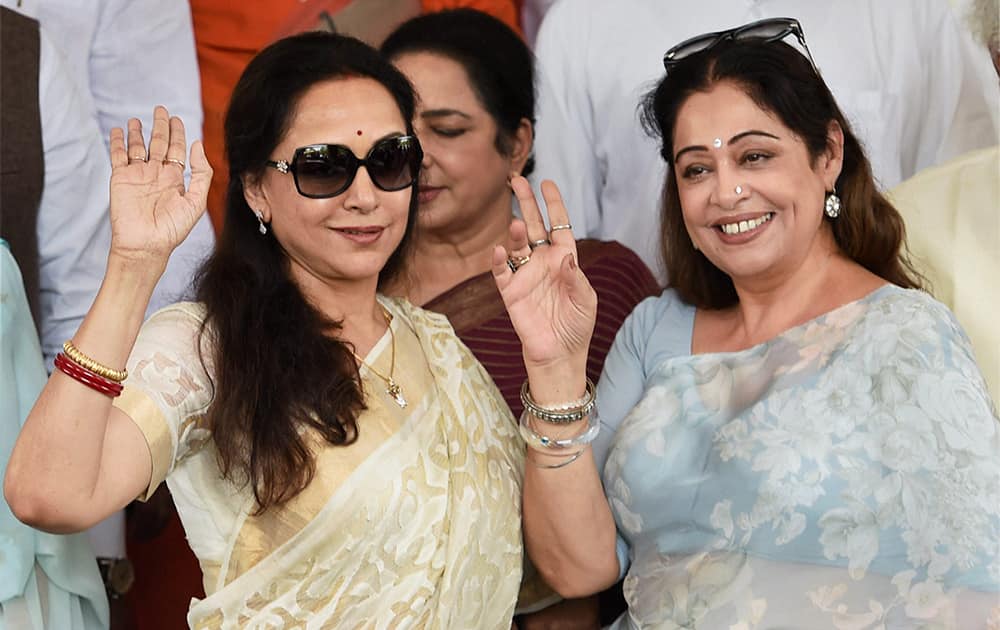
[728,232,871,345]
[391,198,514,304]
[288,264,386,353]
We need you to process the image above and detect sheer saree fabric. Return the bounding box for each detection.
[112,297,524,629]
[601,286,999,628]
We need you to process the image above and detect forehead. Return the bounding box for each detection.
[280,77,406,151]
[392,51,483,111]
[673,81,787,145]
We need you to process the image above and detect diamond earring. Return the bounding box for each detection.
[254,210,268,235]
[824,191,842,219]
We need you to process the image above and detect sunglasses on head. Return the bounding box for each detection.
[662,17,818,75]
[266,134,423,199]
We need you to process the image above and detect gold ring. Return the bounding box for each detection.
[549,223,572,232]
[128,154,147,163]
[164,158,186,169]
[507,254,531,273]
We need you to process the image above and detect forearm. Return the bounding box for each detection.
[5,254,163,525]
[521,364,620,597]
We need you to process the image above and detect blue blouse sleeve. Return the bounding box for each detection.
[592,290,695,577]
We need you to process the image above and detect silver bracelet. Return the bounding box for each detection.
[520,378,596,424]
[529,449,585,469]
[519,408,600,451]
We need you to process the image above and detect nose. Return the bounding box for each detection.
[710,162,745,210]
[342,165,378,214]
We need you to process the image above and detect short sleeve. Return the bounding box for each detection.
[112,303,214,500]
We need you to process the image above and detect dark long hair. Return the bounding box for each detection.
[194,32,419,512]
[381,8,537,176]
[641,38,923,309]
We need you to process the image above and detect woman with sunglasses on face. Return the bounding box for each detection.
[6,33,530,628]
[495,20,1000,629]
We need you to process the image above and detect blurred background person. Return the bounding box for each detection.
[890,0,999,403]
[531,0,1000,279]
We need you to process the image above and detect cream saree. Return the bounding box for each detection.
[114,297,524,629]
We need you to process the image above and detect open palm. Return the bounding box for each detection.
[492,178,597,369]
[108,106,211,265]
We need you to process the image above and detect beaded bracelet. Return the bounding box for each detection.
[520,378,596,424]
[519,409,600,452]
[63,340,127,382]
[55,353,124,397]
[528,450,585,469]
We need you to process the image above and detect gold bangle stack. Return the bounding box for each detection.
[62,340,128,382]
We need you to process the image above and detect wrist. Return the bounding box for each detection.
[523,357,588,406]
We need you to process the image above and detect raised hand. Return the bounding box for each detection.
[108,106,211,267]
[492,177,597,377]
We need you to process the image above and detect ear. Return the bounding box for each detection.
[818,120,845,191]
[242,172,271,222]
[508,117,534,176]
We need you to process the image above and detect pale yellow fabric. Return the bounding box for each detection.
[113,297,524,628]
[890,146,1000,404]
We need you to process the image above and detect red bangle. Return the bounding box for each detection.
[54,353,124,397]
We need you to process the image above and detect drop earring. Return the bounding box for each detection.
[824,190,842,219]
[254,210,268,234]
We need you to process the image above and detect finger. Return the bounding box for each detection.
[540,180,576,249]
[126,118,147,163]
[511,176,549,243]
[508,219,531,257]
[491,244,514,290]
[164,116,187,171]
[147,106,171,162]
[109,127,128,169]
[186,140,213,208]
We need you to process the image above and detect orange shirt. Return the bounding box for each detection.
[191,0,518,232]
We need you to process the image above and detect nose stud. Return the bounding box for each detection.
[735,185,743,195]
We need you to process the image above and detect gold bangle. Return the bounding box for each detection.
[62,341,128,382]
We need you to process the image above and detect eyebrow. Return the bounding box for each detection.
[673,129,781,163]
[420,108,472,120]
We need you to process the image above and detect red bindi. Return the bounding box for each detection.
[356,130,363,136]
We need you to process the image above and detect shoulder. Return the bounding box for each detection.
[611,289,694,365]
[380,295,454,336]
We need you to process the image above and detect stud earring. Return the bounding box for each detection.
[824,190,842,219]
[254,210,268,235]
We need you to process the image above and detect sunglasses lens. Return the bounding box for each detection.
[294,145,353,197]
[664,33,718,66]
[368,137,420,192]
[739,21,793,41]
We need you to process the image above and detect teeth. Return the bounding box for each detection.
[720,213,772,235]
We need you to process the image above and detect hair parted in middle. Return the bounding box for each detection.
[381,8,537,176]
[641,37,923,309]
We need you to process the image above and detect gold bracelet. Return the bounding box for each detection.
[62,340,128,382]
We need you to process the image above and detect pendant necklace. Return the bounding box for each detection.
[351,305,407,408]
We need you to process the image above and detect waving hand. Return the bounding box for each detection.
[107,106,211,267]
[492,177,597,380]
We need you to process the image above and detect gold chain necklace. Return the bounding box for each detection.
[351,305,407,408]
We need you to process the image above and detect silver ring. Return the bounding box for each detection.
[529,239,550,249]
[164,158,186,169]
[549,223,572,232]
[507,254,531,273]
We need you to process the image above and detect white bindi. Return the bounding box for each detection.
[713,138,723,148]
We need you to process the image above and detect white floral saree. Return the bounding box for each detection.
[114,297,524,629]
[603,286,1000,628]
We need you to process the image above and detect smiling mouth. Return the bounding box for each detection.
[717,213,773,235]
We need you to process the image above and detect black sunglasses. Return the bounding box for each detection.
[663,17,818,75]
[266,135,423,199]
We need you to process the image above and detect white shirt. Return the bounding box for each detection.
[531,0,1000,278]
